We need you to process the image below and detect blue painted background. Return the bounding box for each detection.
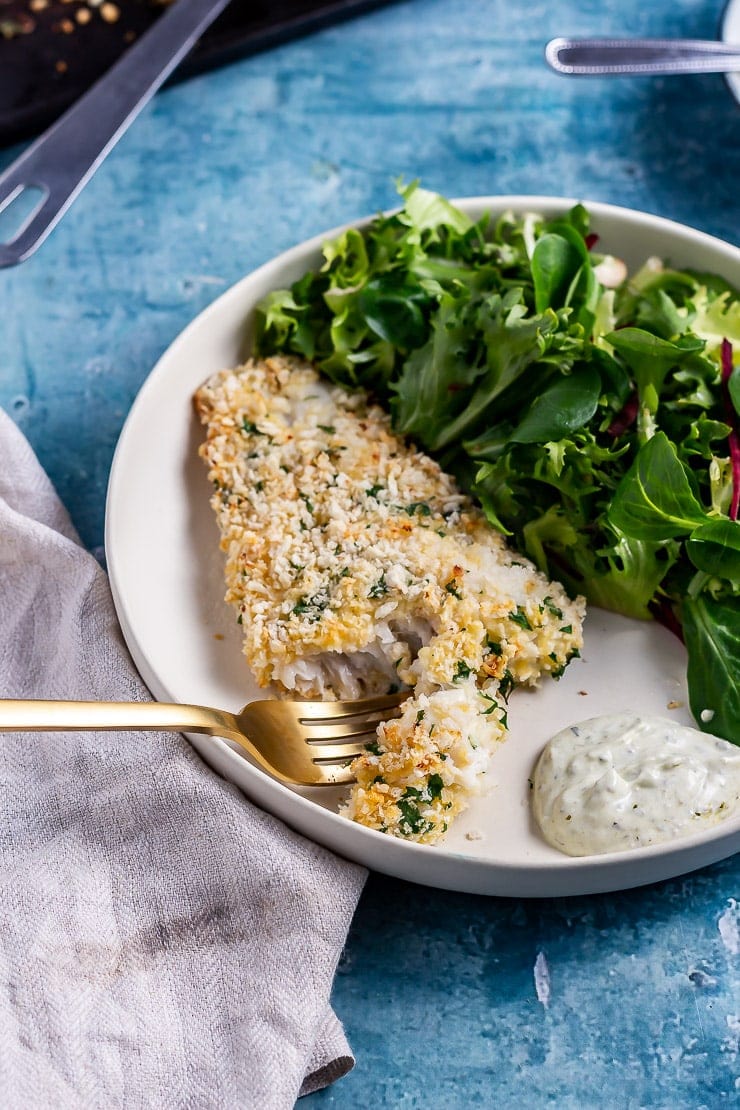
[1,0,739,1105]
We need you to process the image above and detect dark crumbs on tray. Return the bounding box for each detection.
[0,0,394,145]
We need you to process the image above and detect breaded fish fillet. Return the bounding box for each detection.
[195,355,585,842]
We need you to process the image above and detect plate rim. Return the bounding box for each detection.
[105,193,740,897]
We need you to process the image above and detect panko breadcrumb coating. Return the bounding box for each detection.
[194,354,585,843]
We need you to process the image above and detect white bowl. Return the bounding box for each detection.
[106,196,740,897]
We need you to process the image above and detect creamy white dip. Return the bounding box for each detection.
[532,713,740,856]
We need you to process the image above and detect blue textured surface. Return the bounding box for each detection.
[1,0,739,1105]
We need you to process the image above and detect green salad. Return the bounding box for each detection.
[254,182,740,743]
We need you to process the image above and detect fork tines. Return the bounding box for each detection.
[298,691,406,749]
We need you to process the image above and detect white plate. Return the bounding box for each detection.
[722,0,740,105]
[106,196,740,897]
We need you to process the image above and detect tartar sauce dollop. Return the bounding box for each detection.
[532,714,740,856]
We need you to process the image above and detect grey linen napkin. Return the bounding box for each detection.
[0,409,367,1108]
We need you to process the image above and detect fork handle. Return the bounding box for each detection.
[0,697,277,771]
[0,0,232,267]
[0,697,237,733]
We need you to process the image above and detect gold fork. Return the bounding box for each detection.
[0,693,407,786]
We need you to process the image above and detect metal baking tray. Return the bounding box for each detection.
[0,0,394,145]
